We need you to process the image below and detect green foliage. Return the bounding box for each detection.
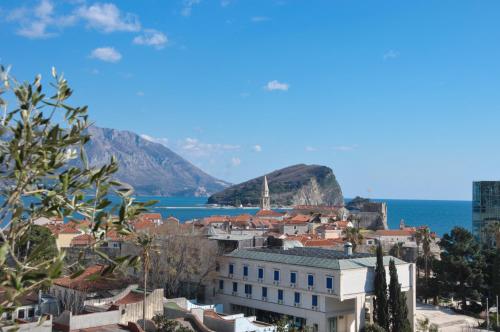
[388,259,411,332]
[374,244,389,331]
[0,66,154,315]
[436,227,486,309]
[345,227,363,252]
[152,314,191,332]
[416,317,439,332]
[389,242,404,259]
[17,224,58,262]
[363,323,387,332]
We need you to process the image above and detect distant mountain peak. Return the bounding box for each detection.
[85,126,230,196]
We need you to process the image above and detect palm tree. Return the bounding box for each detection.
[136,233,157,330]
[420,227,432,282]
[415,229,423,277]
[345,227,364,252]
[389,242,405,259]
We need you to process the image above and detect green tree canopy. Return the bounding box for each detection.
[436,227,485,309]
[374,244,389,331]
[388,259,411,332]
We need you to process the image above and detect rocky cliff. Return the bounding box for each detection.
[207,164,344,207]
[83,126,230,196]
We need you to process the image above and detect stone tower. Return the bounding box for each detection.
[260,176,271,210]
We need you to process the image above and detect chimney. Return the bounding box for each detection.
[344,242,353,256]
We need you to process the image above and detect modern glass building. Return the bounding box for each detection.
[472,181,500,247]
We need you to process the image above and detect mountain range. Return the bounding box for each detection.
[84,126,230,196]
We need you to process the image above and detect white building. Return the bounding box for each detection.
[213,247,415,332]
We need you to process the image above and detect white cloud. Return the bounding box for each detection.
[383,49,399,60]
[181,0,201,17]
[90,47,122,63]
[179,137,240,157]
[264,80,289,91]
[252,145,262,152]
[133,29,168,49]
[305,146,317,152]
[140,134,169,147]
[7,0,76,39]
[251,16,271,22]
[333,144,358,151]
[231,157,241,167]
[136,91,145,96]
[76,3,140,32]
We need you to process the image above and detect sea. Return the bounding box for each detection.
[128,196,471,237]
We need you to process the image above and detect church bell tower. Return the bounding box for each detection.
[260,176,271,210]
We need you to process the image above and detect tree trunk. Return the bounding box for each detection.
[143,257,147,330]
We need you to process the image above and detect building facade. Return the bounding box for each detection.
[213,247,415,332]
[472,181,500,246]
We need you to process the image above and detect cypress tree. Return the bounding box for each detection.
[374,244,389,331]
[389,259,411,332]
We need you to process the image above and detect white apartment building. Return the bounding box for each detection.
[213,247,415,332]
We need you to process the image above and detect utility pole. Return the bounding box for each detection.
[496,295,498,330]
[486,297,489,330]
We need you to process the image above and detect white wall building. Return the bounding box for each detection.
[213,247,415,332]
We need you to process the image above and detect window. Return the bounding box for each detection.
[17,309,25,319]
[290,271,297,284]
[308,274,314,286]
[312,295,318,307]
[245,284,252,295]
[278,289,283,301]
[28,308,35,318]
[219,280,224,290]
[294,292,301,304]
[243,265,248,277]
[262,287,267,298]
[274,269,280,281]
[232,282,238,292]
[229,264,234,275]
[326,276,333,290]
[258,267,264,279]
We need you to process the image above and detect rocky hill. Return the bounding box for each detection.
[83,126,229,196]
[207,164,344,207]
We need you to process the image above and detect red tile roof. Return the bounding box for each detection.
[202,216,230,225]
[255,210,284,217]
[230,214,253,222]
[302,238,343,247]
[114,291,143,305]
[53,265,130,292]
[289,214,310,223]
[70,234,95,247]
[45,223,81,235]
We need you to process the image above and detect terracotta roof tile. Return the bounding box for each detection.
[53,265,130,292]
[70,234,95,247]
[114,291,143,305]
[255,210,284,217]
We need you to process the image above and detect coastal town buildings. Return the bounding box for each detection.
[213,246,416,332]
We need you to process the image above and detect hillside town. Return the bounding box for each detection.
[1,176,458,332]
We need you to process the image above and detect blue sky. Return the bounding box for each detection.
[1,0,500,200]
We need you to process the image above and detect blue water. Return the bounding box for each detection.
[130,197,471,237]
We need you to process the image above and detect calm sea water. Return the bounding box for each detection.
[129,197,471,237]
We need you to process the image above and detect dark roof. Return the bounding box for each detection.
[251,247,371,259]
[225,247,407,270]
